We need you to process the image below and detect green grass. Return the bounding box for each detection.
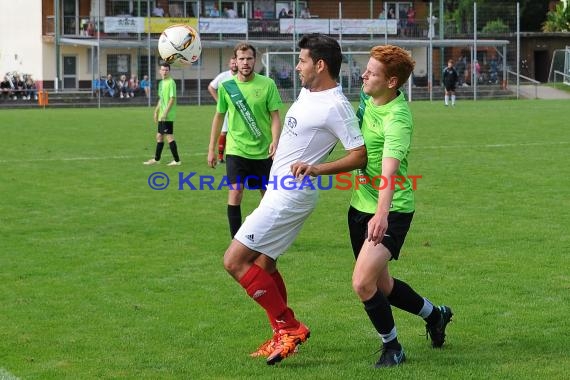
[1,100,569,379]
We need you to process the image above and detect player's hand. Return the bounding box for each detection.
[268,142,277,159]
[290,162,317,180]
[207,151,217,168]
[366,212,389,246]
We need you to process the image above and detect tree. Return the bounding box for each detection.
[542,1,570,32]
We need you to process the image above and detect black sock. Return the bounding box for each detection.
[155,142,164,161]
[425,307,442,326]
[387,278,424,315]
[363,290,397,340]
[227,205,242,239]
[169,140,180,162]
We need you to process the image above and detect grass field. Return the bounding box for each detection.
[1,99,569,380]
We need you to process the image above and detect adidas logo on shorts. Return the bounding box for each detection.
[245,234,255,243]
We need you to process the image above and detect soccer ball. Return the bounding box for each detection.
[158,24,202,67]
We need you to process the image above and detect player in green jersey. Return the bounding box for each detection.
[348,45,453,368]
[208,43,282,239]
[143,62,181,166]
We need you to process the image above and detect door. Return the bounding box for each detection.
[63,56,77,90]
[534,50,549,83]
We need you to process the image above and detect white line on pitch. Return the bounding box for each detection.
[414,141,568,150]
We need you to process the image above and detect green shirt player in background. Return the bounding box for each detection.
[143,62,181,166]
[347,45,453,368]
[208,42,282,239]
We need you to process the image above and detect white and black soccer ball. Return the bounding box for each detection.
[158,24,202,67]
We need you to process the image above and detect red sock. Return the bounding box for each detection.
[267,271,288,332]
[239,265,298,330]
[217,133,226,160]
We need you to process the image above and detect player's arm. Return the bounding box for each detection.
[208,112,225,168]
[367,157,400,245]
[160,96,175,121]
[291,145,367,178]
[153,99,161,123]
[268,110,281,158]
[208,84,218,102]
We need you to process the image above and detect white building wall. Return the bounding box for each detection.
[0,0,45,81]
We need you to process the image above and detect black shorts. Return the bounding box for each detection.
[157,121,174,135]
[445,84,456,92]
[225,154,272,190]
[347,206,414,260]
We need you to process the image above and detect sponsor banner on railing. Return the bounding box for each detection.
[104,17,145,33]
[249,19,280,36]
[104,17,199,33]
[145,18,199,33]
[279,19,329,34]
[330,19,398,35]
[199,18,248,34]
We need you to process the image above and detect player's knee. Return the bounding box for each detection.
[352,275,376,301]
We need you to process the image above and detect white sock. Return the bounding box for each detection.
[451,95,456,105]
[444,95,449,105]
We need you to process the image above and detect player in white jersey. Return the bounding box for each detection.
[208,57,237,163]
[222,34,367,365]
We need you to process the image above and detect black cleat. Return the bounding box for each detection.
[426,305,453,348]
[375,347,406,368]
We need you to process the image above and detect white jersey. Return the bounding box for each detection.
[210,70,235,132]
[209,70,234,90]
[235,85,364,258]
[268,85,364,202]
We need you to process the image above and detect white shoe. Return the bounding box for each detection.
[166,160,181,166]
[143,158,159,165]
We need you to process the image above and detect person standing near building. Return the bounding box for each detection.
[222,34,366,365]
[442,59,459,106]
[207,43,282,238]
[143,62,181,166]
[208,57,238,163]
[349,45,453,368]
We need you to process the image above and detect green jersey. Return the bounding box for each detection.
[158,76,176,121]
[217,74,282,159]
[350,90,415,213]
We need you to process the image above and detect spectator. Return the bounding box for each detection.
[351,60,361,85]
[118,74,129,98]
[278,8,288,18]
[300,7,311,18]
[13,74,25,100]
[473,60,481,84]
[406,6,416,36]
[104,74,116,97]
[489,57,498,84]
[128,74,139,98]
[1,75,12,100]
[276,65,291,88]
[140,75,151,98]
[455,56,466,86]
[209,4,220,17]
[378,9,386,19]
[24,75,37,100]
[387,7,395,19]
[224,7,237,18]
[152,5,165,17]
[253,7,263,19]
[287,9,294,18]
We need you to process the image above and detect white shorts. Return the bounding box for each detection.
[235,190,318,260]
[221,114,229,133]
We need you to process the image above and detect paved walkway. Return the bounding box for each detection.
[518,84,570,100]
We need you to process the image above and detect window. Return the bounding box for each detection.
[107,54,131,76]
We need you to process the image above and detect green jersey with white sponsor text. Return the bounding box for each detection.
[217,73,282,159]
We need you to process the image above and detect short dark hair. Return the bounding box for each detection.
[233,42,257,59]
[297,34,342,80]
[160,62,171,70]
